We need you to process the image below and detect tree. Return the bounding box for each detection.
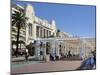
[26,42,33,56]
[12,7,28,57]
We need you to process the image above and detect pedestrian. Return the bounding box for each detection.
[25,49,29,61]
[68,50,71,57]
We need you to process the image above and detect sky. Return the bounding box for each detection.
[12,0,96,38]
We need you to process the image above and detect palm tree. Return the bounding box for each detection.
[12,7,28,57]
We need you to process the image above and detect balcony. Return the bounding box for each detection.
[12,32,17,36]
[12,37,16,41]
[19,37,26,42]
[20,33,26,38]
[20,28,25,32]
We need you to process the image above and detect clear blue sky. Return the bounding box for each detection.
[12,0,96,37]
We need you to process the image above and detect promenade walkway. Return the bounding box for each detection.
[11,60,82,74]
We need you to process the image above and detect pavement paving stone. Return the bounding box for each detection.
[11,60,82,74]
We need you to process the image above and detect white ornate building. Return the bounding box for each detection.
[11,3,96,60]
[25,4,57,45]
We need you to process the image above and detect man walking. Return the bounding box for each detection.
[25,49,29,61]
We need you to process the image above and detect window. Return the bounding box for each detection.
[40,27,42,38]
[44,29,45,38]
[49,31,51,37]
[47,30,48,38]
[28,23,32,36]
[36,26,39,37]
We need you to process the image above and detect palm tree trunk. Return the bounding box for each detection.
[15,25,21,57]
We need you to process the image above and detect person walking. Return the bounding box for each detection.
[25,49,29,61]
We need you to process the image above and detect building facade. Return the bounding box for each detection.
[11,4,96,60]
[25,4,57,45]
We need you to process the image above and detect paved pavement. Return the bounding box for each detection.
[12,56,36,62]
[11,60,82,74]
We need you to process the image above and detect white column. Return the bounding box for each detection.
[80,40,85,60]
[52,40,55,54]
[76,46,79,55]
[50,40,56,60]
[47,30,48,37]
[44,29,47,38]
[56,41,60,58]
[35,41,40,60]
[42,28,44,38]
[26,25,29,45]
[43,41,46,57]
[62,42,64,55]
[39,27,41,38]
[55,41,58,56]
[32,24,36,39]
